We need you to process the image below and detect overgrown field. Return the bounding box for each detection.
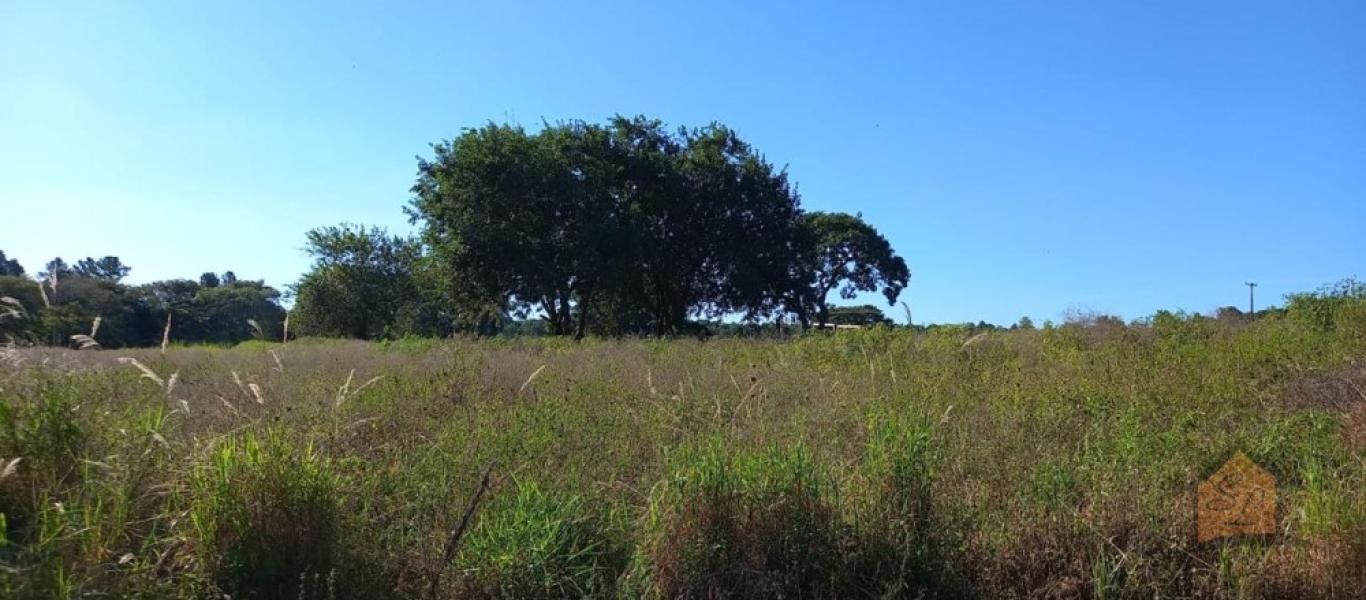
[1,313,1363,598]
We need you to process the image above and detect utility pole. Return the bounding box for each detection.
[1245,282,1257,315]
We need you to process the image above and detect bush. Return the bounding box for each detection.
[189,431,340,598]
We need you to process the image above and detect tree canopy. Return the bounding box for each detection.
[290,224,434,339]
[826,305,893,327]
[800,211,910,328]
[408,116,890,337]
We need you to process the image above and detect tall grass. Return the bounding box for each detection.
[0,296,1361,597]
[188,430,341,598]
[452,481,627,598]
[638,441,852,597]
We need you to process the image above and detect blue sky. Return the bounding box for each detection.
[2,1,1362,325]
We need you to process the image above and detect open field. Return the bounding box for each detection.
[1,313,1363,598]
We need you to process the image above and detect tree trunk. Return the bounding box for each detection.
[573,290,591,341]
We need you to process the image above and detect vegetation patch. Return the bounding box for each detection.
[189,431,341,598]
[0,286,1361,597]
[452,481,628,598]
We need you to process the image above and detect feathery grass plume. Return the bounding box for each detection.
[218,395,241,416]
[80,458,114,473]
[349,375,383,402]
[71,317,104,349]
[960,332,987,349]
[231,370,250,399]
[70,334,101,350]
[282,311,290,344]
[269,348,284,372]
[901,301,913,327]
[117,357,166,387]
[0,296,25,320]
[1,457,21,480]
[161,312,172,353]
[35,279,50,308]
[166,371,180,398]
[247,383,266,404]
[336,369,355,405]
[247,319,264,339]
[519,364,547,395]
[334,369,382,407]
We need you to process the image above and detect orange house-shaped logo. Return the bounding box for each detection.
[1197,451,1276,542]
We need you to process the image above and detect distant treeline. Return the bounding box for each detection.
[0,252,283,348]
[5,248,1360,347]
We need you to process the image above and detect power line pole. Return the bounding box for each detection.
[1245,282,1257,315]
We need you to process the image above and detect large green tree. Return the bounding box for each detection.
[410,116,811,337]
[411,121,628,337]
[607,117,808,333]
[800,212,910,328]
[291,224,428,339]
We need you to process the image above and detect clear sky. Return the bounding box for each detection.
[2,1,1363,325]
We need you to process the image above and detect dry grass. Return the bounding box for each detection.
[0,312,1362,598]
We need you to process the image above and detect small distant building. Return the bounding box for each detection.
[817,323,863,330]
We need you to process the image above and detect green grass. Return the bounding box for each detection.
[456,481,627,598]
[0,304,1363,598]
[189,431,341,598]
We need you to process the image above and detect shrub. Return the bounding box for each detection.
[189,431,340,598]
